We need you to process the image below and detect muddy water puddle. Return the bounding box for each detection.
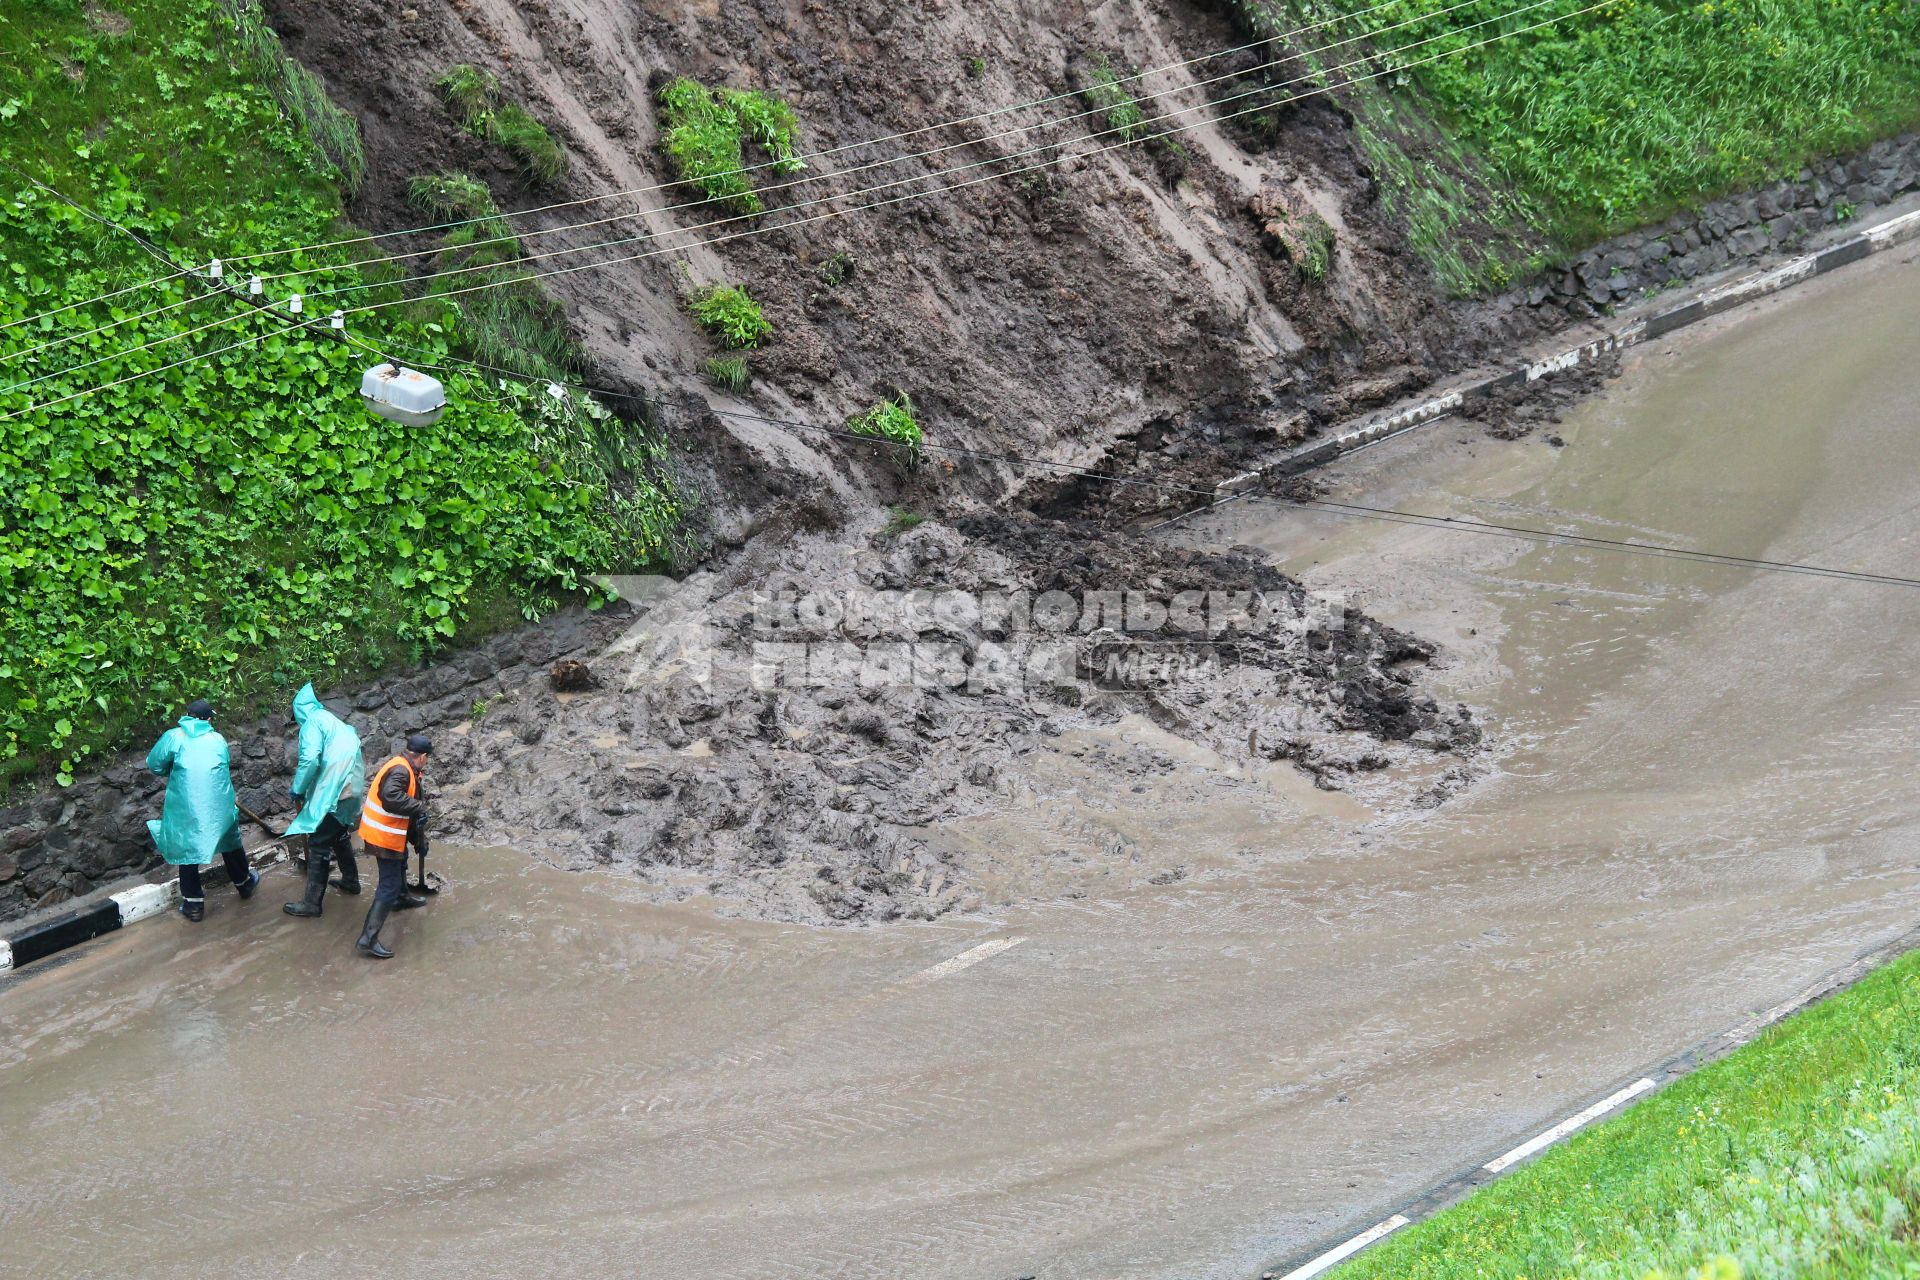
[7,250,1920,1280]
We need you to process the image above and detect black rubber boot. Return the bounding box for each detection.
[283,852,329,917]
[330,847,362,896]
[356,901,394,959]
[392,891,428,911]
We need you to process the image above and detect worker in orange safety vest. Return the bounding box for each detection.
[354,734,432,960]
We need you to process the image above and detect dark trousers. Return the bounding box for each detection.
[177,847,250,902]
[311,814,357,887]
[371,853,407,907]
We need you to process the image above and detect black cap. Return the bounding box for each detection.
[406,734,433,755]
[186,699,213,720]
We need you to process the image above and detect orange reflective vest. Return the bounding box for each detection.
[357,755,417,853]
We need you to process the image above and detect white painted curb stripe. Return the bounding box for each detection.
[0,938,11,971]
[901,937,1024,986]
[1864,206,1920,248]
[109,881,176,926]
[1279,1214,1411,1280]
[1483,1077,1656,1173]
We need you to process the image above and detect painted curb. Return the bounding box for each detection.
[1215,205,1920,497]
[0,838,296,973]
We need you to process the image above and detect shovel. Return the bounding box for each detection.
[237,800,308,862]
[409,846,439,896]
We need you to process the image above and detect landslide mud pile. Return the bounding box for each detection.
[435,515,1476,923]
[247,0,1512,924]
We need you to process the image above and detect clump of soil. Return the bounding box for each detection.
[1471,354,1621,441]
[433,516,1479,924]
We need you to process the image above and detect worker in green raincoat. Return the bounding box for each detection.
[146,699,258,923]
[281,683,366,919]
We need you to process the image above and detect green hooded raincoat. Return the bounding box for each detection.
[283,683,365,837]
[145,716,243,866]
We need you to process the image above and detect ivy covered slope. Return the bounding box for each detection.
[0,0,676,787]
[1239,0,1920,291]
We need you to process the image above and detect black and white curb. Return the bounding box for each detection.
[0,839,296,974]
[1214,204,1920,496]
[1261,919,1920,1280]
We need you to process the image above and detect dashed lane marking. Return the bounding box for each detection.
[1482,1077,1657,1173]
[900,937,1025,987]
[1279,1214,1411,1280]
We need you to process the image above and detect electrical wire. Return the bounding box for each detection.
[0,0,1486,367]
[244,0,1507,290]
[3,0,1541,379]
[256,0,1587,333]
[0,0,1616,422]
[36,0,1430,308]
[162,265,1920,596]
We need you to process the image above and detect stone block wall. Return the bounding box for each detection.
[0,605,629,921]
[1525,133,1920,314]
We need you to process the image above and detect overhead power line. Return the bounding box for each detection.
[3,0,1433,330]
[1,0,1504,371]
[417,346,1920,594]
[1,0,1585,398]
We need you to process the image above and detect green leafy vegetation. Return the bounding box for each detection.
[1269,205,1337,283]
[847,395,923,465]
[0,0,674,787]
[817,250,855,288]
[881,506,925,538]
[687,283,771,350]
[433,62,567,184]
[407,172,519,264]
[1335,949,1920,1280]
[1231,0,1920,290]
[1081,56,1144,144]
[703,354,748,391]
[655,76,803,214]
[221,0,363,194]
[404,173,580,381]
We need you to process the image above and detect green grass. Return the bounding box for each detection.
[0,0,673,787]
[1334,949,1920,1280]
[406,171,519,263]
[656,76,804,214]
[688,283,771,349]
[1229,0,1920,289]
[434,63,567,184]
[221,0,362,194]
[881,505,925,538]
[847,395,923,464]
[703,354,748,391]
[404,173,581,380]
[1082,56,1145,144]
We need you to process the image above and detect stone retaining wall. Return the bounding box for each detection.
[1531,132,1920,314]
[0,606,629,921]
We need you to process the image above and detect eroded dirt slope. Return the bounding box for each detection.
[245,0,1511,922]
[266,0,1514,531]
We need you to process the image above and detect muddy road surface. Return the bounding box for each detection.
[7,248,1920,1279]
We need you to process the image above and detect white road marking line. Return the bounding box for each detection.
[900,937,1025,986]
[110,882,175,926]
[1279,1214,1410,1280]
[1483,1077,1657,1173]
